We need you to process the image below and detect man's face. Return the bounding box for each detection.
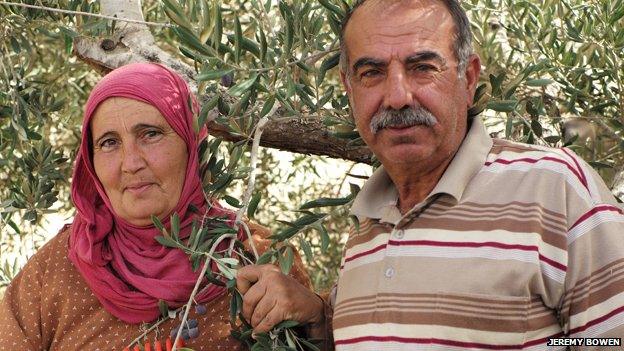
[341,0,480,170]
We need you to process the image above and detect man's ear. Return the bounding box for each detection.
[463,54,481,107]
[340,70,352,96]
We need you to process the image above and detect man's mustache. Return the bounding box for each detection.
[369,106,437,134]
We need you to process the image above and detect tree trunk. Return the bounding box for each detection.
[72,0,373,164]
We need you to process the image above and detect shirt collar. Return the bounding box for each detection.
[350,118,493,222]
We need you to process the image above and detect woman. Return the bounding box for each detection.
[0,63,313,350]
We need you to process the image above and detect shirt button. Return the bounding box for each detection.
[394,229,405,239]
[384,267,395,278]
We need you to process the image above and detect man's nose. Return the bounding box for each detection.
[121,141,147,174]
[383,68,413,110]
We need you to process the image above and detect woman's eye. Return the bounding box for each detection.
[142,129,164,140]
[145,130,161,138]
[99,138,118,150]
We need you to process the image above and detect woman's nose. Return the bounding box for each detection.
[121,141,147,174]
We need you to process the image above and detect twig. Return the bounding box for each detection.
[233,117,269,260]
[239,221,258,260]
[512,112,551,146]
[172,233,235,351]
[245,47,338,73]
[0,1,172,27]
[234,248,256,266]
[335,163,356,197]
[172,257,210,350]
[127,229,234,350]
[127,310,182,348]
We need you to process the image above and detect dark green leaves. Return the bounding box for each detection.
[317,52,340,83]
[318,0,345,18]
[525,79,555,87]
[279,246,294,274]
[247,193,261,219]
[196,69,234,82]
[228,74,258,97]
[271,213,327,242]
[487,100,519,113]
[158,300,169,319]
[299,196,352,210]
[155,235,180,248]
[234,17,243,63]
[162,0,194,30]
[172,26,217,57]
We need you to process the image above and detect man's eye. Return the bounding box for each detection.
[412,64,437,72]
[361,69,382,78]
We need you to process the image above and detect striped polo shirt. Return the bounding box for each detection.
[333,118,624,350]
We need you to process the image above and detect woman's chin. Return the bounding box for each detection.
[115,205,169,227]
[122,214,158,227]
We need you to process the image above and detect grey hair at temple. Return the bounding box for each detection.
[339,0,474,78]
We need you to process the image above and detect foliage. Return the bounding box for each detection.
[0,0,623,347]
[0,0,94,278]
[469,0,624,184]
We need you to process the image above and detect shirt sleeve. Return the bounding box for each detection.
[558,150,624,340]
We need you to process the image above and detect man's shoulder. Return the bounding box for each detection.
[487,138,580,169]
[490,138,564,156]
[484,138,606,203]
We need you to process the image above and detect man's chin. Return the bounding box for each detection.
[376,143,434,164]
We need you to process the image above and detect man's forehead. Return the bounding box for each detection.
[344,0,455,59]
[355,0,440,14]
[345,0,453,39]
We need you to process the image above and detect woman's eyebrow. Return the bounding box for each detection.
[130,123,166,133]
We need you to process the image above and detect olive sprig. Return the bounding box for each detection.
[143,117,321,351]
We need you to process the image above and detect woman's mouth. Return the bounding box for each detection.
[124,183,154,195]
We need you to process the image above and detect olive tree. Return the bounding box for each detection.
[1,0,623,299]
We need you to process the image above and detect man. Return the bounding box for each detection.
[236,0,624,349]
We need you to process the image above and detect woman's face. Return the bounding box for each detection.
[91,97,188,226]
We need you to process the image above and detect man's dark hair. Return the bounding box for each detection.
[339,0,473,77]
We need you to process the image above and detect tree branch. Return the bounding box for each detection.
[207,118,371,164]
[72,0,373,164]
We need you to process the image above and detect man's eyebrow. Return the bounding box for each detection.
[405,51,447,66]
[352,57,386,73]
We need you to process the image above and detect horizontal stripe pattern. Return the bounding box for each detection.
[336,127,624,349]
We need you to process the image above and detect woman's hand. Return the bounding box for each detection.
[236,264,325,334]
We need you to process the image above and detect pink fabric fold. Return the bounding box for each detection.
[68,63,241,324]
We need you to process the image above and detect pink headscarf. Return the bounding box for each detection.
[69,63,240,324]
